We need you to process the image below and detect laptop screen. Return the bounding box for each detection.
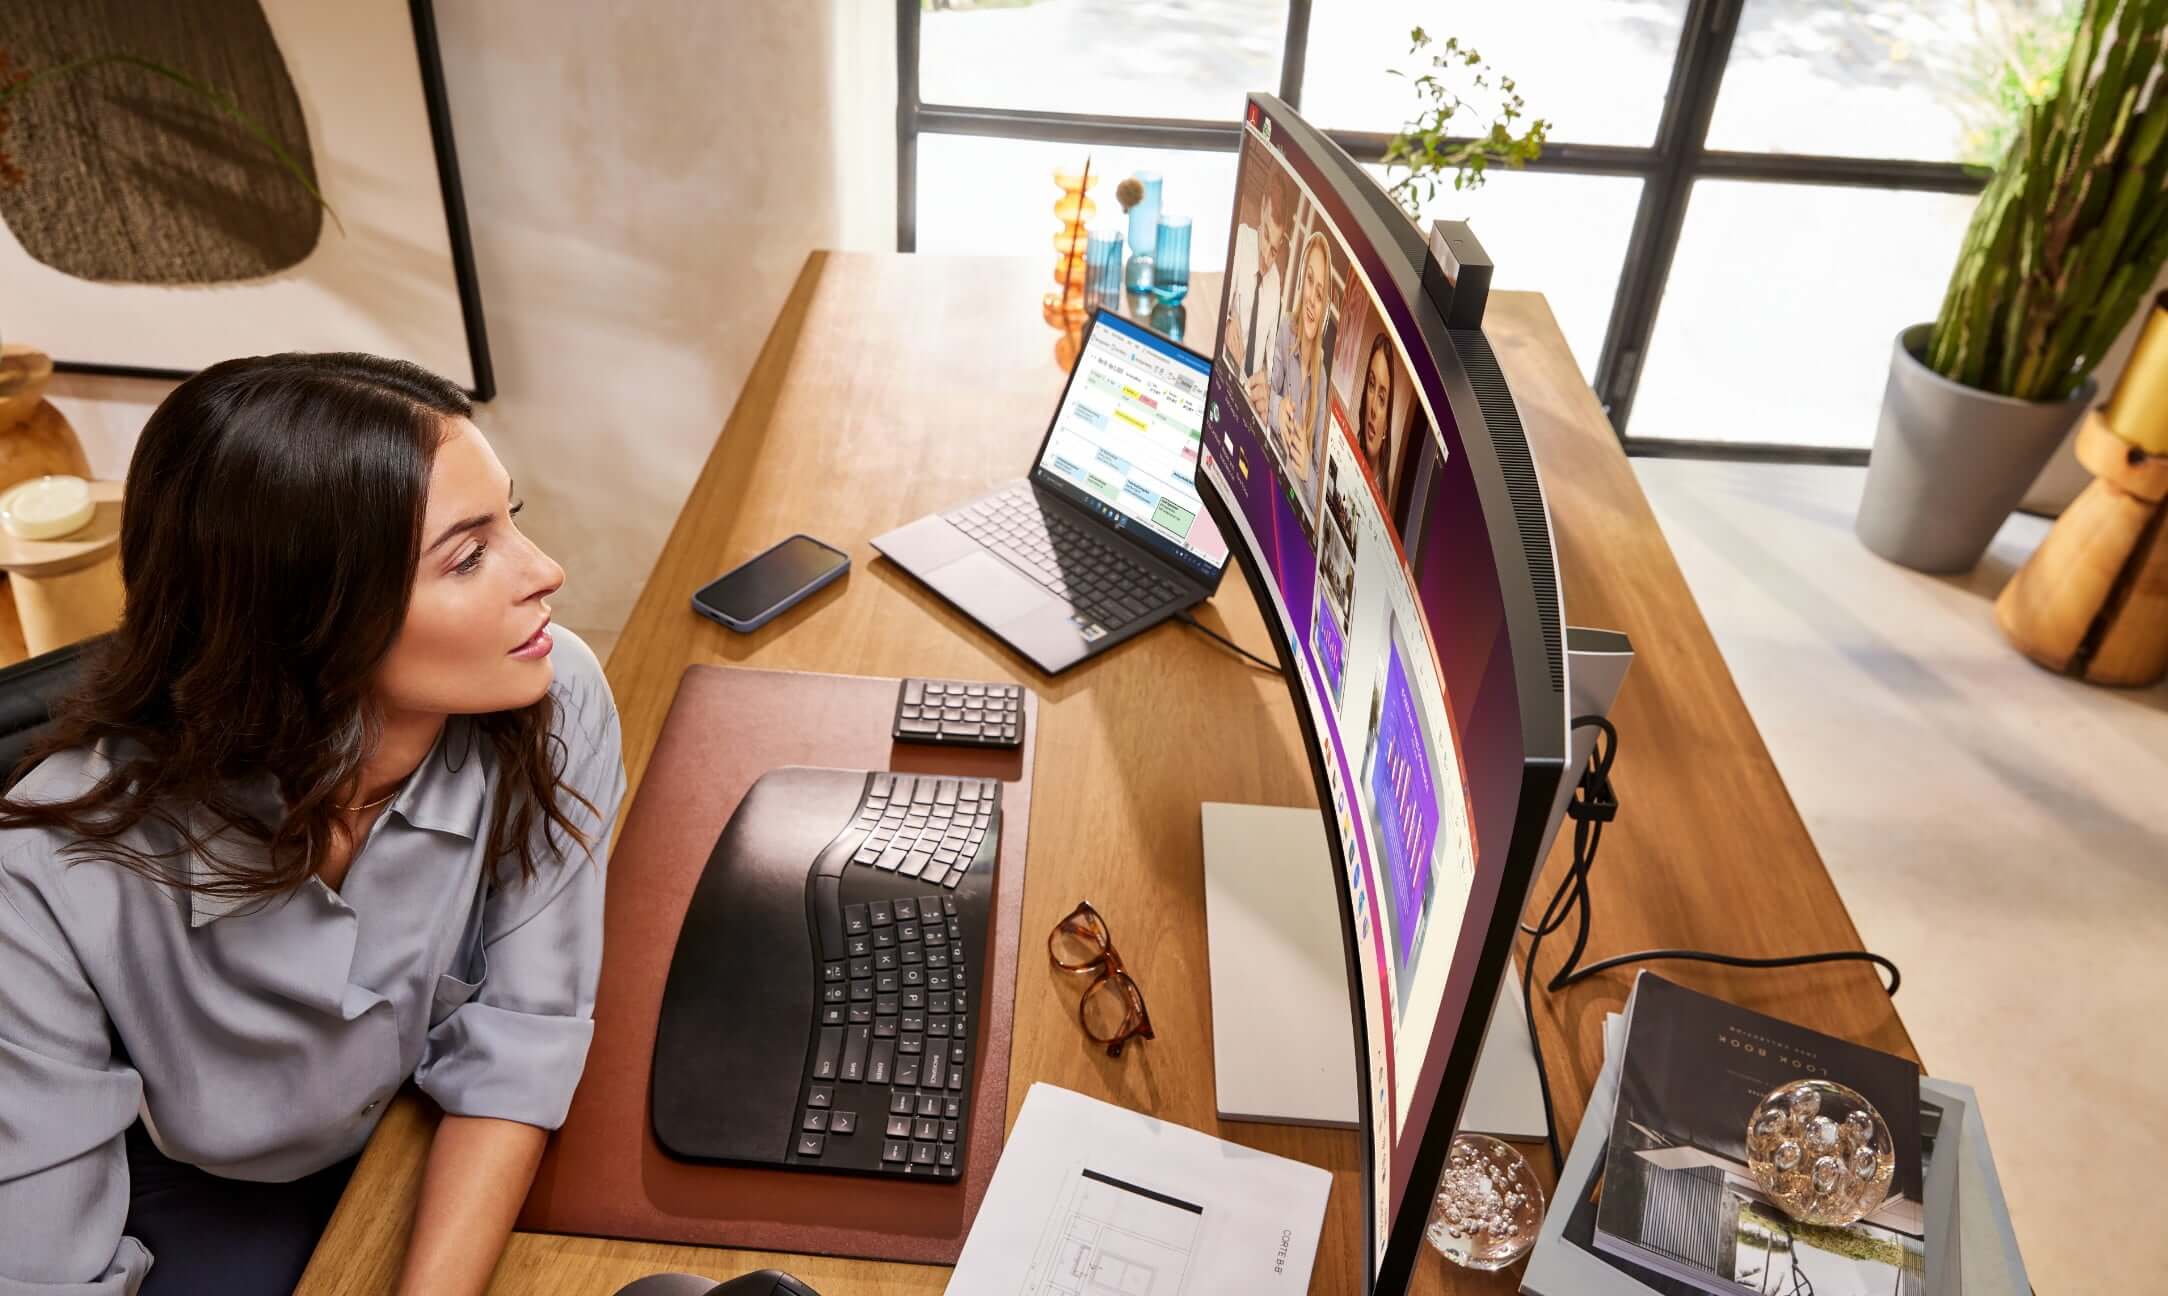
[1032,310,1230,582]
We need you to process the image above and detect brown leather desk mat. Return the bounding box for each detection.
[518,664,1036,1264]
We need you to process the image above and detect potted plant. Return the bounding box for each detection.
[1858,0,2168,573]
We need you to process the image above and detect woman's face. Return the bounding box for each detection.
[1362,349,1392,459]
[374,418,565,720]
[1299,245,1329,345]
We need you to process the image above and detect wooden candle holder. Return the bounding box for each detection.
[1995,409,2168,686]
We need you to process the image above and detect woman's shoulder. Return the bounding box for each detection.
[545,627,617,736]
[0,743,138,907]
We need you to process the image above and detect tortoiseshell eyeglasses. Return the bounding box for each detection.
[1047,900,1155,1057]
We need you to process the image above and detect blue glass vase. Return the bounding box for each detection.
[1151,215,1192,305]
[1125,171,1162,251]
[1085,227,1124,311]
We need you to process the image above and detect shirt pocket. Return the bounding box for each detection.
[430,883,491,1026]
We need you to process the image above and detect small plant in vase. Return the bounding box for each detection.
[1380,28,1551,215]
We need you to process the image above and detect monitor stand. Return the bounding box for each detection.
[1200,801,1545,1139]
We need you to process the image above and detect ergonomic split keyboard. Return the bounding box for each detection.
[946,484,1184,643]
[651,767,1002,1182]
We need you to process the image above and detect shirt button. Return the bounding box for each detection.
[363,1099,380,1113]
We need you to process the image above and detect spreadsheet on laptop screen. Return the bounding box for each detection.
[1033,312,1229,570]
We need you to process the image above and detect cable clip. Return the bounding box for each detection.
[1567,778,1617,824]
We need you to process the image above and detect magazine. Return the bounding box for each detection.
[1591,974,1924,1296]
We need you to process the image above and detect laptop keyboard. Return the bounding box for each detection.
[798,771,998,1179]
[947,485,1184,642]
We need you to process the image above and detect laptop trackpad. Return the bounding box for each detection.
[926,551,1049,626]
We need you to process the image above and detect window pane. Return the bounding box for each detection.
[916,133,1240,271]
[1632,180,1977,448]
[1365,166,1639,384]
[1706,0,2074,164]
[918,0,1286,122]
[1304,1,1689,146]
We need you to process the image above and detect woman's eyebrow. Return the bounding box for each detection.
[425,480,516,554]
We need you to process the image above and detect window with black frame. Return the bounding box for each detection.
[895,0,2079,463]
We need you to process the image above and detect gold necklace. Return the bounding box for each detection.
[338,787,398,814]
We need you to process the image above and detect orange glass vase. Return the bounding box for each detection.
[1042,163,1096,334]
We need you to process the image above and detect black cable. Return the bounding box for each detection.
[1175,610,1278,672]
[1518,714,1902,1168]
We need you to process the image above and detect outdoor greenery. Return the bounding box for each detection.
[1927,0,2168,399]
[1380,27,1551,214]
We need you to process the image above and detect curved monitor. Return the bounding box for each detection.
[1195,95,1568,1291]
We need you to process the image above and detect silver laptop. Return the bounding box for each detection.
[873,309,1230,673]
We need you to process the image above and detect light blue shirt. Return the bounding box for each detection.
[0,629,625,1294]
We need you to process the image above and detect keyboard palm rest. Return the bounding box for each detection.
[652,766,1001,1181]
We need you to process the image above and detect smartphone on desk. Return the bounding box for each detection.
[691,534,849,632]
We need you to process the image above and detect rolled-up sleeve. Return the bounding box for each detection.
[414,641,626,1130]
[0,847,151,1294]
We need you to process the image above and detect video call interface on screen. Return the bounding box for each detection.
[1200,108,1523,1260]
[1034,310,1229,576]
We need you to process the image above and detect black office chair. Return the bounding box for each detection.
[0,636,98,790]
[613,1273,819,1296]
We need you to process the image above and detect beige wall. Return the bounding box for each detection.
[43,0,896,644]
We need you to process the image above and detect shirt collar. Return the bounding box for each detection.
[186,716,488,927]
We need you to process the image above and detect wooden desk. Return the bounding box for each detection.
[300,254,1914,1295]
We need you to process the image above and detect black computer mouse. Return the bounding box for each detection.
[612,1270,822,1296]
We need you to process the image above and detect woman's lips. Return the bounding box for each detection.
[510,620,553,658]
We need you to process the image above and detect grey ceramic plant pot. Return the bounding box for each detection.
[1857,323,2095,573]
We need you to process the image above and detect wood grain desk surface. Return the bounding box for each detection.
[299,253,1914,1296]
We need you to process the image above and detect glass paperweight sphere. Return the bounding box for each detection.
[1746,1078,1895,1227]
[1423,1133,1544,1271]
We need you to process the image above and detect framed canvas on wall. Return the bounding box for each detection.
[0,0,494,398]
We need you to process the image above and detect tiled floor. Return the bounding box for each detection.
[1637,459,2168,1295]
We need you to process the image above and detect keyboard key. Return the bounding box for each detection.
[943,896,959,916]
[873,1018,897,1039]
[948,1067,965,1091]
[912,781,935,806]
[911,1142,938,1166]
[852,845,881,865]
[893,898,919,922]
[899,945,923,965]
[822,963,845,983]
[874,949,899,972]
[950,1041,967,1065]
[939,1144,958,1169]
[846,1005,872,1026]
[942,1120,958,1143]
[917,1096,943,1118]
[901,990,927,1011]
[886,1115,913,1138]
[944,1097,962,1120]
[928,971,951,992]
[822,985,846,1005]
[926,950,950,969]
[869,1039,894,1084]
[849,957,873,979]
[849,981,873,1002]
[820,1005,844,1026]
[876,972,899,994]
[928,1015,950,1037]
[883,1140,909,1165]
[868,901,893,927]
[925,1051,947,1090]
[802,1110,829,1133]
[876,995,899,1016]
[807,1086,833,1109]
[847,936,871,958]
[897,922,919,943]
[875,846,909,872]
[896,1058,921,1087]
[901,1011,926,1033]
[898,1034,923,1056]
[900,853,931,879]
[901,967,925,988]
[812,1028,842,1080]
[890,1092,914,1115]
[943,871,964,890]
[797,1134,825,1158]
[899,717,938,735]
[914,1117,940,1140]
[872,928,897,950]
[840,1026,869,1081]
[830,1110,856,1136]
[903,681,924,706]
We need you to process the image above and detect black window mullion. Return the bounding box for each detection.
[1592,0,1744,436]
[1279,0,1312,109]
[896,0,921,252]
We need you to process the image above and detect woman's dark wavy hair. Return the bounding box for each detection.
[0,352,592,903]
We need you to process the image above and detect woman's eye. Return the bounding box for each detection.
[509,498,525,519]
[453,542,487,575]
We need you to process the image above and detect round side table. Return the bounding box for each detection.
[0,478,124,658]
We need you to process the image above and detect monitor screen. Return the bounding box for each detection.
[1198,97,1564,1285]
[1032,309,1229,581]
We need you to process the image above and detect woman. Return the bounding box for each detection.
[1269,232,1335,519]
[0,353,625,1296]
[1357,333,1397,497]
